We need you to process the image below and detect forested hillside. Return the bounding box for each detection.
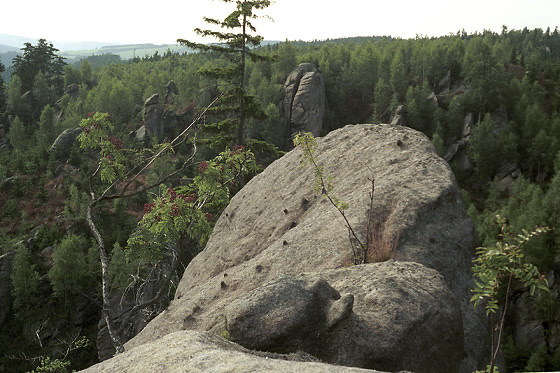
[1,26,560,372]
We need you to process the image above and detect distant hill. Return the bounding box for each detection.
[0,33,282,72]
[0,33,112,51]
[0,43,19,54]
[61,43,194,64]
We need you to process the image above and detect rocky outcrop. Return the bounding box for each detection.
[283,63,326,140]
[49,127,83,158]
[66,84,79,99]
[135,82,180,144]
[121,123,488,372]
[512,270,560,355]
[143,93,160,140]
[390,105,404,126]
[164,80,178,105]
[82,330,386,373]
[226,262,463,372]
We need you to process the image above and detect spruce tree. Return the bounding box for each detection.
[177,0,275,153]
[0,61,6,112]
[11,39,66,99]
[11,244,41,319]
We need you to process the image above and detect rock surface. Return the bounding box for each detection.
[136,83,180,144]
[124,123,488,372]
[226,261,464,372]
[82,330,385,373]
[143,93,160,141]
[49,127,83,157]
[283,63,326,139]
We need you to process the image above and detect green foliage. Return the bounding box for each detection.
[11,39,66,97]
[36,105,56,150]
[471,214,550,372]
[28,357,71,373]
[108,242,131,289]
[63,183,90,222]
[77,112,132,184]
[6,116,30,153]
[128,146,257,264]
[525,344,548,372]
[2,27,560,372]
[294,132,368,263]
[32,70,51,116]
[11,244,40,318]
[471,215,550,314]
[178,0,275,152]
[48,235,91,299]
[83,76,135,125]
[468,114,517,183]
[0,60,5,111]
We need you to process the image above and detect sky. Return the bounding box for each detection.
[1,0,559,46]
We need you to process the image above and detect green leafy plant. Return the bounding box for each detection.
[471,215,551,373]
[76,101,257,354]
[293,132,397,264]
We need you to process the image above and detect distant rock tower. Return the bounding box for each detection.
[282,63,326,141]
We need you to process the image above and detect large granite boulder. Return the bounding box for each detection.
[49,127,83,158]
[226,261,463,372]
[283,63,326,140]
[123,123,488,372]
[82,330,384,373]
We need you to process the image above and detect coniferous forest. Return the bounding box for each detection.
[1,24,560,371]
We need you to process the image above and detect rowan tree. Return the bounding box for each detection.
[77,107,257,355]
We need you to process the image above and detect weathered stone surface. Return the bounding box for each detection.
[225,274,353,353]
[126,123,488,372]
[82,330,384,373]
[226,262,463,373]
[390,105,404,126]
[283,63,326,139]
[164,80,178,105]
[143,93,160,140]
[49,127,83,157]
[66,84,79,99]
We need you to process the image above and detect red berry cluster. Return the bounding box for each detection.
[231,144,245,153]
[198,161,209,174]
[167,188,177,202]
[144,203,156,214]
[185,193,197,202]
[108,136,124,150]
[205,212,213,221]
[170,203,180,217]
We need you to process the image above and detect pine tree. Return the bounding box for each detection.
[0,61,6,112]
[177,0,275,153]
[48,235,89,299]
[36,105,56,150]
[11,244,41,319]
[11,39,66,107]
